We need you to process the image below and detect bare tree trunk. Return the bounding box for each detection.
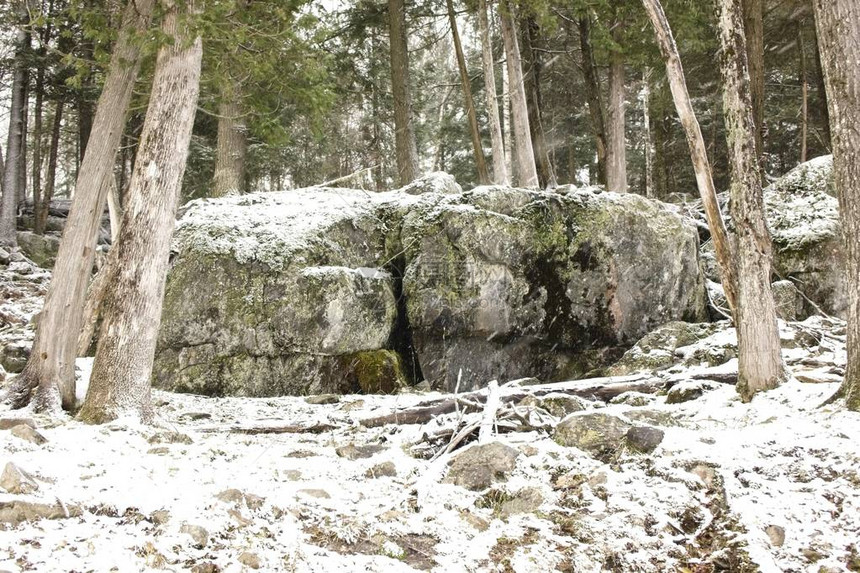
[0,1,30,248]
[812,0,860,410]
[477,0,507,185]
[35,100,63,235]
[798,22,808,164]
[212,88,247,197]
[498,0,538,188]
[446,0,489,184]
[578,16,608,186]
[388,0,419,185]
[18,76,29,207]
[742,0,764,163]
[501,46,513,180]
[2,0,156,413]
[32,72,45,230]
[640,0,739,316]
[811,25,831,149]
[606,25,628,193]
[520,17,557,189]
[642,68,654,198]
[718,0,787,401]
[80,1,202,425]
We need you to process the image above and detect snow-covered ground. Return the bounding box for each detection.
[2,259,859,573]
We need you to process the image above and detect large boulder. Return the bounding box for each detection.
[403,186,706,390]
[154,178,707,396]
[765,155,843,316]
[16,231,60,268]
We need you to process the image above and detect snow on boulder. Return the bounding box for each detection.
[154,176,707,397]
[764,155,843,316]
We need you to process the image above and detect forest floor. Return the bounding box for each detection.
[2,261,860,573]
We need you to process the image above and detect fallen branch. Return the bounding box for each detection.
[360,374,655,428]
[198,422,338,435]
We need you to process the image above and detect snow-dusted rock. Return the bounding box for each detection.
[15,231,60,269]
[9,424,47,445]
[444,442,520,491]
[155,178,706,396]
[554,412,632,461]
[1,462,39,494]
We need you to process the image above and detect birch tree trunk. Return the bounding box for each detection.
[2,0,156,413]
[606,25,628,193]
[717,0,787,401]
[446,0,489,184]
[212,86,247,197]
[812,0,860,410]
[578,16,608,186]
[35,100,63,236]
[742,0,765,163]
[80,1,202,425]
[0,0,30,248]
[388,0,420,185]
[498,0,538,188]
[640,0,739,316]
[477,0,507,185]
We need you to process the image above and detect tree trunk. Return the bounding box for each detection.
[80,1,202,425]
[498,0,538,188]
[811,25,831,149]
[18,75,30,206]
[446,0,489,185]
[2,0,156,413]
[0,1,30,248]
[477,0,507,185]
[798,23,808,164]
[35,100,63,236]
[578,16,608,186]
[388,0,419,185]
[32,70,45,230]
[212,89,247,197]
[501,45,513,180]
[742,0,764,163]
[606,24,628,193]
[642,68,654,198]
[520,17,556,188]
[640,0,739,316]
[812,0,860,410]
[717,0,787,401]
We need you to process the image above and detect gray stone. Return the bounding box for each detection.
[765,524,785,547]
[155,182,706,396]
[444,442,520,491]
[771,280,805,321]
[147,431,193,445]
[539,395,589,417]
[180,524,209,548]
[607,321,724,376]
[0,500,81,524]
[0,341,30,374]
[16,231,60,268]
[0,463,39,494]
[365,461,397,478]
[625,426,665,454]
[0,418,35,430]
[10,424,47,445]
[298,488,330,499]
[0,246,10,264]
[666,382,705,404]
[150,509,171,525]
[215,489,264,510]
[609,391,656,407]
[498,487,544,519]
[238,552,261,569]
[335,443,385,460]
[554,413,632,461]
[305,394,341,405]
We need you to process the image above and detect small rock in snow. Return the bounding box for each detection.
[0,417,36,430]
[10,424,47,445]
[0,500,81,524]
[365,462,397,478]
[625,426,665,454]
[1,462,39,494]
[766,524,785,547]
[666,382,705,404]
[298,489,331,499]
[180,524,209,548]
[147,447,171,455]
[178,412,212,421]
[147,431,193,445]
[335,443,385,460]
[305,393,341,405]
[150,509,171,526]
[444,442,520,491]
[190,562,220,573]
[498,487,544,519]
[238,551,261,569]
[554,413,631,461]
[610,391,656,407]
